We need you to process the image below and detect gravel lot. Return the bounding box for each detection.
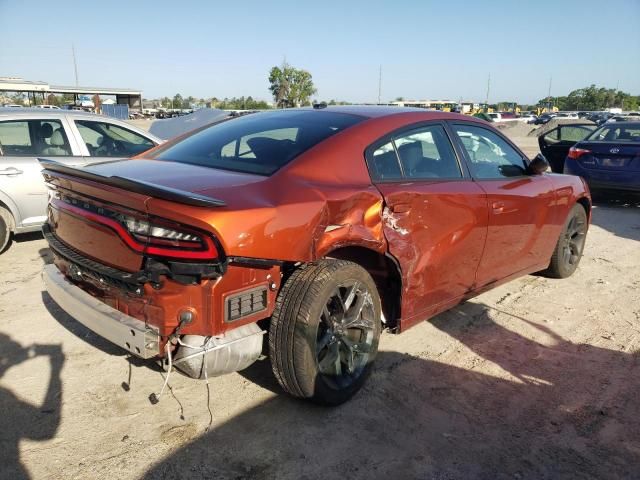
[1,123,639,480]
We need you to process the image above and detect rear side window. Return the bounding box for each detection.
[154,110,364,175]
[0,119,71,156]
[587,124,640,142]
[367,124,461,182]
[75,120,155,157]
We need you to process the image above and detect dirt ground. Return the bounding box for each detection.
[1,126,639,480]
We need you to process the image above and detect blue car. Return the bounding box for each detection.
[563,122,640,194]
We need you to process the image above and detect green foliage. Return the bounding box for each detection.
[268,62,317,108]
[537,85,640,111]
[213,96,271,110]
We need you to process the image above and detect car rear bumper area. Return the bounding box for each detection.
[565,163,640,193]
[42,264,160,358]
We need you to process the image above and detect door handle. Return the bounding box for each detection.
[491,201,505,214]
[0,167,23,176]
[390,203,411,214]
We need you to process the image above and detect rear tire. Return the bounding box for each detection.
[0,207,12,254]
[544,204,588,278]
[269,260,381,405]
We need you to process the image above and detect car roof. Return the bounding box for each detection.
[0,107,107,119]
[598,121,640,127]
[270,105,478,123]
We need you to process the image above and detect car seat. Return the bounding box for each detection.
[35,123,54,153]
[246,137,295,167]
[370,149,402,180]
[397,141,439,178]
[41,129,69,156]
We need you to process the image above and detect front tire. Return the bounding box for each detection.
[0,207,12,254]
[269,260,381,405]
[544,204,588,278]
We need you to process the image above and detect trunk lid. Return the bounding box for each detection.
[577,142,640,171]
[41,158,269,272]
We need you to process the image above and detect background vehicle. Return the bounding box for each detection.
[563,121,640,193]
[0,108,162,252]
[35,105,61,110]
[40,107,591,405]
[538,123,597,172]
[518,113,537,123]
[534,113,556,125]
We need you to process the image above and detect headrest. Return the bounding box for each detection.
[40,123,53,138]
[50,129,65,146]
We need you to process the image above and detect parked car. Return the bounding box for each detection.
[0,108,162,252]
[587,112,613,125]
[518,113,537,123]
[34,105,61,110]
[40,107,591,405]
[534,113,556,125]
[563,121,640,194]
[538,123,597,172]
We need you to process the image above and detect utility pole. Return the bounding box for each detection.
[378,65,382,105]
[547,76,552,112]
[72,43,79,86]
[484,73,490,110]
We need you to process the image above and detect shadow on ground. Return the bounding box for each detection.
[590,193,640,242]
[0,333,64,480]
[143,302,640,480]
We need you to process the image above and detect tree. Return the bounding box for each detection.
[172,93,183,109]
[536,85,639,111]
[268,62,317,108]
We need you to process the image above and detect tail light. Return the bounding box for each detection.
[568,147,591,159]
[53,198,219,260]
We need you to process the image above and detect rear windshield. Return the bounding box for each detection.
[586,124,640,143]
[153,110,365,175]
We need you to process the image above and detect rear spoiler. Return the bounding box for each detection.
[38,159,226,208]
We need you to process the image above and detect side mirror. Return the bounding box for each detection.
[527,153,550,175]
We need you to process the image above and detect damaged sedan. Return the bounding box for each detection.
[40,106,591,404]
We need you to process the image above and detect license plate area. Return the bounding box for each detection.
[598,157,628,168]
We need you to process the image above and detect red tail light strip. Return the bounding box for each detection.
[568,147,591,160]
[52,199,219,260]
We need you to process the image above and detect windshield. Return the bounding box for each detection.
[153,110,365,175]
[586,124,640,143]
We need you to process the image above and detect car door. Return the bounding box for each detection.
[0,117,79,228]
[538,124,596,172]
[451,122,558,287]
[367,122,488,324]
[69,118,157,165]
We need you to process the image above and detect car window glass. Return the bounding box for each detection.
[155,111,364,176]
[453,124,526,179]
[559,126,592,142]
[369,141,402,181]
[587,125,640,142]
[394,125,461,179]
[222,128,299,160]
[76,120,155,157]
[0,119,71,156]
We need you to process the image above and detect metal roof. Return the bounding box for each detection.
[0,77,141,96]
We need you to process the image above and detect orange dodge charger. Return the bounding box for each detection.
[40,106,590,404]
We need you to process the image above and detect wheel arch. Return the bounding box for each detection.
[0,195,17,232]
[324,245,402,330]
[576,196,591,221]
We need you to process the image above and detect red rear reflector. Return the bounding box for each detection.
[568,147,591,159]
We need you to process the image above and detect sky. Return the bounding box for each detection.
[1,0,639,104]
